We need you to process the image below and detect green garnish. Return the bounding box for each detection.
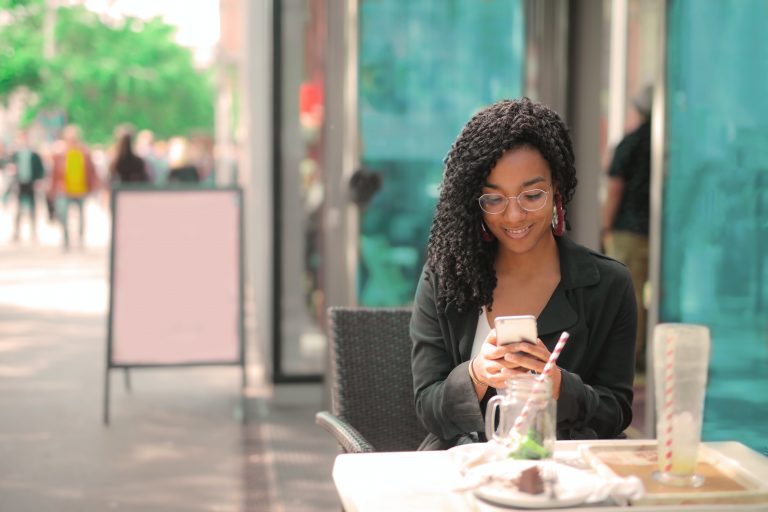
[507,430,551,460]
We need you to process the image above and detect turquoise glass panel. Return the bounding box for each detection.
[664,0,768,453]
[357,0,525,306]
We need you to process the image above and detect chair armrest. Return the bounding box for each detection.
[315,411,375,453]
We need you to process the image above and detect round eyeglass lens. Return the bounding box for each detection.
[478,189,549,213]
[478,194,506,213]
[518,189,548,211]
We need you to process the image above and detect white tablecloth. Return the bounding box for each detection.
[332,440,768,512]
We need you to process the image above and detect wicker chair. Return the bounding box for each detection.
[315,307,427,453]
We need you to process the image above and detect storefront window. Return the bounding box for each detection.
[664,0,768,451]
[357,0,525,306]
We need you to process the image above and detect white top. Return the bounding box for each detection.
[471,307,491,359]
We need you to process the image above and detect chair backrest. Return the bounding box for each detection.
[327,307,427,452]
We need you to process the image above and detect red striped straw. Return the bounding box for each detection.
[662,334,676,473]
[512,331,570,434]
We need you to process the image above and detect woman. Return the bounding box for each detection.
[411,98,637,450]
[110,132,149,184]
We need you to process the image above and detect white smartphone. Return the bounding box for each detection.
[494,315,538,345]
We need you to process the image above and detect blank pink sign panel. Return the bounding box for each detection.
[110,190,241,365]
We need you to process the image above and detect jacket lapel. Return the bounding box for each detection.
[444,303,478,363]
[539,236,600,337]
[537,283,577,336]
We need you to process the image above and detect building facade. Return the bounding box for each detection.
[231,0,767,452]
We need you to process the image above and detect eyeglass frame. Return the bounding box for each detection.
[477,188,551,214]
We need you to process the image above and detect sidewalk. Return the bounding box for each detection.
[0,200,340,512]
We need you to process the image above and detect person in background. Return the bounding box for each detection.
[136,129,168,185]
[189,132,215,184]
[49,124,98,250]
[410,98,637,449]
[109,131,149,184]
[0,141,12,207]
[167,136,200,183]
[39,140,60,223]
[9,130,46,242]
[601,84,652,374]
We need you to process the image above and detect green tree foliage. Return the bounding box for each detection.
[0,0,45,97]
[0,1,214,144]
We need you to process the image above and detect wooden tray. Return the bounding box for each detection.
[580,440,768,506]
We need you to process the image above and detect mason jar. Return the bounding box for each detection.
[484,373,556,460]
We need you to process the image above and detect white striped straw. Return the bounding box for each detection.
[662,334,676,473]
[512,331,570,433]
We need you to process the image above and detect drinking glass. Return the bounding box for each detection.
[652,323,711,487]
[485,373,556,460]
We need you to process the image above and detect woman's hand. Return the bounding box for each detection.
[501,339,563,399]
[471,332,562,398]
[472,329,533,389]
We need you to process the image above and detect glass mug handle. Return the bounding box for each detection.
[484,395,506,443]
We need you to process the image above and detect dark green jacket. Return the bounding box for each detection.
[11,150,45,184]
[410,236,637,450]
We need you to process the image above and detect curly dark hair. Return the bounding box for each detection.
[426,97,577,313]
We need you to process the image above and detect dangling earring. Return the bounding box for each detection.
[480,221,494,242]
[551,194,565,236]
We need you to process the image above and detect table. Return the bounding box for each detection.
[332,440,768,512]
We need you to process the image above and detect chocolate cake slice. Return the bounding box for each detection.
[517,466,545,495]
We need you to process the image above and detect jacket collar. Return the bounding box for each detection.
[555,235,600,290]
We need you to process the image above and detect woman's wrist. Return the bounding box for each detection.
[468,357,485,387]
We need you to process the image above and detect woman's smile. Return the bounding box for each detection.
[502,224,532,239]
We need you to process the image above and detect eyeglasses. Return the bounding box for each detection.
[478,189,550,214]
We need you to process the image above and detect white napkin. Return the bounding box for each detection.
[448,441,645,505]
[580,473,644,505]
[578,444,646,505]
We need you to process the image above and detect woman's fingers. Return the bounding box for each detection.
[499,339,551,373]
[484,365,529,387]
[475,358,502,383]
[482,330,514,360]
[476,358,526,387]
[479,335,556,385]
[484,329,513,359]
[503,353,541,374]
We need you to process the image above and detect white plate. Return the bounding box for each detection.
[467,459,603,509]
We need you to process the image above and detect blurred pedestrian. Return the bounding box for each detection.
[167,136,200,183]
[109,131,149,184]
[189,132,214,184]
[136,129,169,185]
[49,125,98,250]
[0,140,12,206]
[9,130,46,242]
[601,84,652,373]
